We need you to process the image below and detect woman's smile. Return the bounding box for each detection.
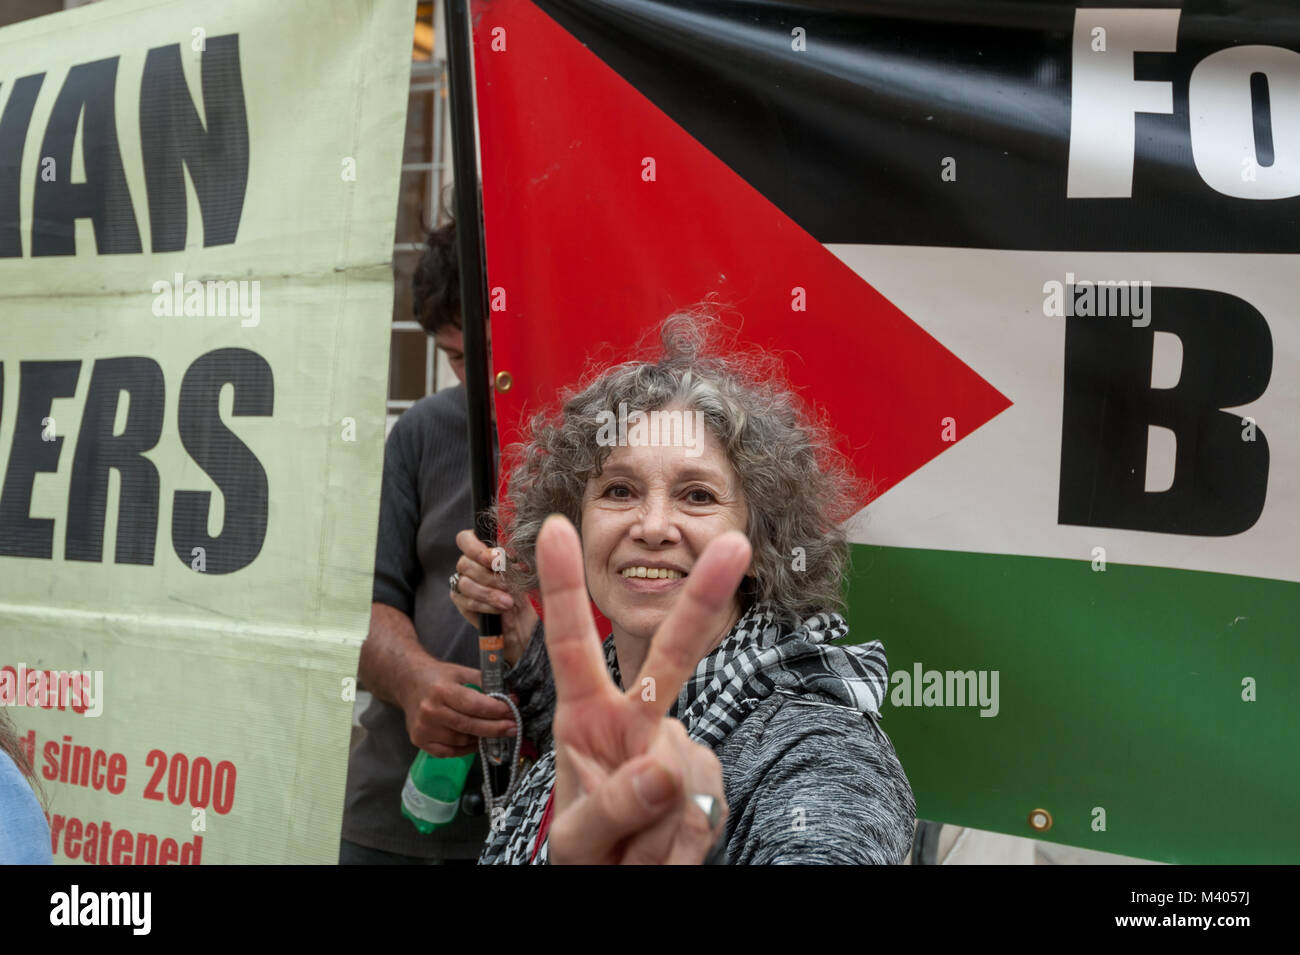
[617,567,688,593]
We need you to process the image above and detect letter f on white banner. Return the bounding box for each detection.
[1067,8,1180,197]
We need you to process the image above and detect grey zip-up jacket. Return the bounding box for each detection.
[479,602,916,864]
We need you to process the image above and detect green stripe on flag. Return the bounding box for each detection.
[845,544,1298,863]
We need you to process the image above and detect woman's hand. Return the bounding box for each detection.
[535,513,751,864]
[451,529,540,666]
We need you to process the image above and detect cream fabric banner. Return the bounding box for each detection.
[0,0,413,863]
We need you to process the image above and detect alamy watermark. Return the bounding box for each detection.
[0,665,103,717]
[50,885,150,935]
[1043,272,1151,327]
[595,403,707,457]
[890,663,999,717]
[151,271,260,327]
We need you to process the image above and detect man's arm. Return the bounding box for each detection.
[363,406,512,758]
[358,602,438,709]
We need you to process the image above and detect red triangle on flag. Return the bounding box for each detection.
[472,0,1011,504]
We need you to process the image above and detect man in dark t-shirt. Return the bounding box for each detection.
[340,221,513,863]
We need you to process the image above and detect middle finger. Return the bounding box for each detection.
[456,554,511,599]
[453,568,513,611]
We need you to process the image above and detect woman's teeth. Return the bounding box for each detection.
[620,567,685,579]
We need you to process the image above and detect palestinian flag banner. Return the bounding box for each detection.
[472,0,1298,863]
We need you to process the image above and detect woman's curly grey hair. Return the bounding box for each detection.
[490,307,867,625]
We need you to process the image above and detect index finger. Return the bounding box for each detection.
[634,530,752,720]
[456,528,503,572]
[536,514,614,709]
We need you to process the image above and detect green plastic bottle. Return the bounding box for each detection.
[400,684,480,834]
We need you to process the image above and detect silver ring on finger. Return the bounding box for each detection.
[690,793,723,830]
[449,572,462,595]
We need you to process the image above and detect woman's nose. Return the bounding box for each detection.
[633,493,681,545]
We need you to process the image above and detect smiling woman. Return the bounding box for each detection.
[450,308,916,864]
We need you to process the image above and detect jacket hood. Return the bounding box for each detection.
[604,602,890,748]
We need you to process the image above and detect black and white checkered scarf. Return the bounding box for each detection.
[479,602,890,864]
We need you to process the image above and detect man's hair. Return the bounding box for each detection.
[491,305,868,624]
[413,218,460,334]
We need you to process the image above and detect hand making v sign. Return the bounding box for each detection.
[534,513,752,864]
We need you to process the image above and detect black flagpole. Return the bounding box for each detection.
[444,0,510,800]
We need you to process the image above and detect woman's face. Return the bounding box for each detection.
[580,409,749,647]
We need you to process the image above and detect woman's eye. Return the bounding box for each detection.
[606,484,632,499]
[686,488,716,504]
